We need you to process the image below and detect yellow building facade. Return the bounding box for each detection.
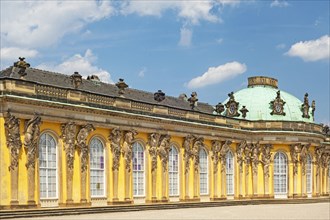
[0,60,329,209]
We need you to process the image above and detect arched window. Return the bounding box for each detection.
[199,148,208,195]
[226,151,234,195]
[306,154,312,194]
[169,145,179,196]
[274,152,287,196]
[39,133,57,199]
[90,138,105,197]
[133,142,145,196]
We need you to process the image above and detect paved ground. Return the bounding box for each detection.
[19,202,330,220]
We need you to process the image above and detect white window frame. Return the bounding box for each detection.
[169,145,179,196]
[199,147,208,195]
[226,151,234,196]
[306,154,312,195]
[274,152,288,198]
[39,132,58,199]
[89,137,106,198]
[133,142,145,197]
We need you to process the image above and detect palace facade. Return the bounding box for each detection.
[0,58,329,209]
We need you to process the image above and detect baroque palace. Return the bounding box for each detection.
[0,58,329,209]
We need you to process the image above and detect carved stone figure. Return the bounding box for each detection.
[251,143,260,175]
[260,144,272,178]
[109,128,123,171]
[270,90,286,116]
[183,135,194,174]
[116,78,128,95]
[214,103,225,114]
[311,100,316,118]
[192,137,204,173]
[301,93,310,119]
[290,144,301,175]
[315,146,323,176]
[239,106,249,118]
[300,144,310,175]
[188,92,198,109]
[154,90,166,102]
[24,114,42,169]
[225,92,240,117]
[77,124,95,173]
[244,143,253,175]
[4,111,22,171]
[148,133,161,172]
[70,72,83,89]
[122,130,138,172]
[158,135,171,172]
[211,140,221,173]
[61,122,77,171]
[236,140,246,173]
[220,140,232,172]
[321,124,330,136]
[13,57,30,76]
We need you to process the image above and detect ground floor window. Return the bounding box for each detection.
[226,151,234,195]
[274,152,287,195]
[169,145,179,196]
[199,148,208,195]
[90,138,105,197]
[133,142,145,196]
[306,154,312,194]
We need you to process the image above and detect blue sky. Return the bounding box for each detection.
[1,0,329,124]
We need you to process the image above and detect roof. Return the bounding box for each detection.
[0,66,215,114]
[219,85,314,122]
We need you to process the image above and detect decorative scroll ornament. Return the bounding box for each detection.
[24,114,42,169]
[192,137,204,173]
[61,122,77,171]
[183,135,194,174]
[290,143,301,175]
[158,135,171,172]
[244,143,253,175]
[300,144,310,175]
[236,140,246,173]
[122,129,138,172]
[109,128,123,171]
[260,144,272,178]
[188,92,198,110]
[4,111,22,171]
[270,90,286,116]
[154,90,166,102]
[214,102,225,115]
[225,92,240,117]
[211,140,221,174]
[13,57,30,76]
[251,143,260,175]
[220,140,232,172]
[301,93,310,118]
[148,133,161,173]
[77,124,95,173]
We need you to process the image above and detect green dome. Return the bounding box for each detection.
[217,77,314,122]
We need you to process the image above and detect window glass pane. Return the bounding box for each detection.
[199,148,208,195]
[274,152,287,194]
[133,142,145,196]
[169,146,179,196]
[226,151,234,195]
[90,138,105,197]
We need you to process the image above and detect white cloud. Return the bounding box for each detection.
[138,67,146,78]
[276,43,286,50]
[216,38,224,44]
[186,61,247,89]
[36,49,113,83]
[179,27,193,47]
[285,35,330,62]
[0,47,39,69]
[120,1,219,25]
[0,1,114,48]
[270,0,289,8]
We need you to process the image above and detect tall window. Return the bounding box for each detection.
[133,142,145,196]
[226,151,234,195]
[199,148,208,195]
[274,152,287,195]
[39,133,57,199]
[169,145,179,196]
[90,138,105,197]
[306,154,312,194]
